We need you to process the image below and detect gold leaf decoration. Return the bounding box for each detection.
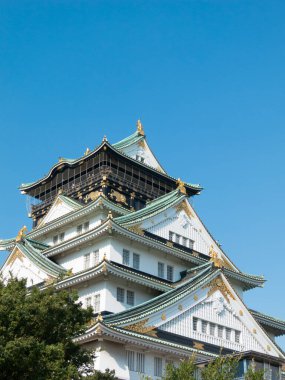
[125,318,157,337]
[176,201,194,218]
[209,245,224,268]
[15,226,27,242]
[176,178,187,195]
[203,276,235,303]
[109,189,128,205]
[193,341,204,350]
[128,225,145,236]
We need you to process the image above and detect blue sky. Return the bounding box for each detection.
[0,1,284,348]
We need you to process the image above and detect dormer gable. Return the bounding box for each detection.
[113,121,166,173]
[38,194,82,227]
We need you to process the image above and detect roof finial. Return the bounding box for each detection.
[16,226,27,242]
[209,245,224,268]
[108,210,113,219]
[84,147,91,156]
[136,120,145,136]
[102,135,108,142]
[176,178,187,195]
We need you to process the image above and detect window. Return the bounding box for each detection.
[235,330,241,343]
[53,232,65,245]
[133,253,140,270]
[126,351,145,373]
[169,231,174,242]
[77,221,89,235]
[226,328,231,340]
[93,250,100,266]
[218,325,223,338]
[154,357,163,377]
[202,320,208,334]
[123,249,130,266]
[158,262,165,278]
[189,239,194,249]
[136,352,145,373]
[127,290,135,306]
[210,323,215,336]
[84,253,91,269]
[86,297,92,308]
[94,294,100,313]
[127,350,135,371]
[117,287,125,303]
[167,265,173,281]
[182,237,188,246]
[175,234,180,244]
[193,317,198,331]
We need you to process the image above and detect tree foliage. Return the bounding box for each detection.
[164,357,196,380]
[0,277,95,380]
[200,354,240,380]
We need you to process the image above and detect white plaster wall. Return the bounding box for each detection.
[122,141,163,171]
[110,236,187,282]
[77,281,107,311]
[40,211,106,247]
[56,238,111,273]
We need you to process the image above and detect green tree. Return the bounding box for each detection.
[0,277,96,380]
[200,354,240,380]
[163,356,196,380]
[245,360,265,380]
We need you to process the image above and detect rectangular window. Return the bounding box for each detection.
[167,265,174,281]
[127,350,135,371]
[117,287,125,303]
[127,290,135,306]
[175,234,180,244]
[93,250,100,266]
[77,225,83,235]
[218,325,223,338]
[158,262,165,278]
[84,221,89,232]
[226,328,231,340]
[86,296,92,308]
[189,239,194,249]
[136,155,145,163]
[182,237,188,246]
[59,232,65,242]
[133,253,140,270]
[53,235,58,245]
[136,352,145,373]
[84,253,91,269]
[210,323,215,336]
[202,320,208,334]
[123,249,130,266]
[169,231,174,242]
[193,317,198,331]
[235,331,241,343]
[154,357,163,377]
[94,294,100,313]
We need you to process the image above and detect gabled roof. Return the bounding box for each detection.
[2,239,66,278]
[113,130,144,150]
[100,264,284,359]
[115,188,186,226]
[250,309,285,337]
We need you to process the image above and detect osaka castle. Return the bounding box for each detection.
[1,121,285,379]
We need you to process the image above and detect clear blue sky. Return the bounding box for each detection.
[0,1,284,348]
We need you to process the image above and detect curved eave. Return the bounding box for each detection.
[0,238,16,251]
[250,310,285,337]
[53,260,173,292]
[223,268,265,291]
[27,195,129,240]
[74,322,216,359]
[19,142,202,196]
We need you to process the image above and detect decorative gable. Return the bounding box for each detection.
[38,195,82,227]
[1,247,50,287]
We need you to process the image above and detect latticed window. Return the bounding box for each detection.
[169,231,174,241]
[117,287,125,303]
[84,253,91,269]
[127,290,134,306]
[235,330,241,343]
[53,235,58,245]
[126,350,135,371]
[77,224,83,235]
[189,239,194,249]
[218,325,223,338]
[136,352,145,373]
[123,249,130,266]
[59,232,65,242]
[158,262,164,278]
[83,221,89,231]
[226,328,231,340]
[202,320,208,334]
[210,323,215,336]
[93,250,100,266]
[94,294,100,313]
[193,317,198,331]
[86,297,92,308]
[133,253,140,270]
[154,357,163,377]
[167,265,173,281]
